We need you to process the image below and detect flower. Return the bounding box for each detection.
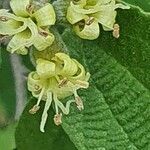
[28,53,90,132]
[0,0,56,55]
[66,0,130,40]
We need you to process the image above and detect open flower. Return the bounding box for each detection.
[0,0,56,55]
[28,53,90,132]
[66,0,130,40]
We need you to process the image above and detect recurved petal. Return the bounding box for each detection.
[70,59,87,80]
[86,0,111,5]
[0,19,27,35]
[93,5,117,31]
[10,0,30,17]
[66,5,87,24]
[74,19,100,40]
[72,0,86,6]
[32,3,56,27]
[7,29,32,54]
[27,72,43,92]
[36,59,56,78]
[33,30,55,51]
[54,53,78,76]
[0,10,27,35]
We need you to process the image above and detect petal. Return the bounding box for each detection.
[10,0,30,17]
[0,20,27,35]
[33,30,55,51]
[69,59,90,83]
[27,72,43,92]
[67,5,87,24]
[0,10,27,35]
[115,3,130,10]
[24,18,55,51]
[93,5,117,30]
[36,59,56,78]
[54,53,78,76]
[7,29,32,54]
[74,19,100,40]
[87,0,111,5]
[32,3,56,27]
[72,0,86,7]
[70,2,100,15]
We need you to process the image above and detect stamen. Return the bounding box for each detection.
[58,77,68,88]
[74,91,84,111]
[86,17,94,25]
[36,87,45,106]
[53,93,75,115]
[54,113,62,126]
[40,92,52,132]
[38,30,49,37]
[26,4,35,14]
[0,16,8,22]
[75,80,89,88]
[0,35,9,42]
[29,87,45,115]
[34,85,40,90]
[29,105,40,114]
[113,23,120,38]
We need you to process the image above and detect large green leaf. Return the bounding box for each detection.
[124,0,150,11]
[16,6,150,150]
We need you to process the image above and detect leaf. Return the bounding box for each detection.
[61,7,150,149]
[15,98,77,150]
[16,6,150,150]
[0,48,16,120]
[0,122,17,150]
[124,0,150,12]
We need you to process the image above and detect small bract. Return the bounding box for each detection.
[66,0,130,40]
[28,53,90,132]
[0,0,56,55]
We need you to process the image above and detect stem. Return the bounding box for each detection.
[10,54,28,120]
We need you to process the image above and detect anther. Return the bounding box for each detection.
[58,78,68,88]
[29,105,40,114]
[26,4,35,14]
[75,96,84,111]
[34,85,40,90]
[39,30,49,37]
[86,17,94,25]
[113,23,120,38]
[0,16,8,22]
[54,113,62,126]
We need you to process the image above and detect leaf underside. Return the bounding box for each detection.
[16,6,150,150]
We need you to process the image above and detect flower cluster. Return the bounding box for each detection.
[28,53,90,132]
[67,0,130,40]
[0,0,130,132]
[0,0,56,55]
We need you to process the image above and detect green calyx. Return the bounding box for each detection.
[66,0,130,40]
[28,52,90,132]
[0,0,56,55]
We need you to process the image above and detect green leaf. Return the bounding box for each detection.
[15,98,77,150]
[16,6,150,150]
[61,7,150,149]
[0,122,17,150]
[0,48,16,120]
[124,0,150,12]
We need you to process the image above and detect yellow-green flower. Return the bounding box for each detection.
[66,0,130,40]
[0,0,56,55]
[28,53,90,132]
